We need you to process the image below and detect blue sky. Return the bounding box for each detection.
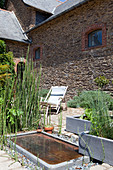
[60,0,67,2]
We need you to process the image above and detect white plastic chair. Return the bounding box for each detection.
[40,86,68,117]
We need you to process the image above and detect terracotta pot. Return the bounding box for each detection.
[44,126,54,134]
[37,128,42,133]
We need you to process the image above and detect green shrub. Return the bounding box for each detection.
[67,90,113,110]
[67,98,79,108]
[39,89,49,98]
[0,40,15,90]
[94,76,109,89]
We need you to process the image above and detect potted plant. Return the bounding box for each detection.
[43,111,54,134]
[79,91,113,166]
[37,122,42,133]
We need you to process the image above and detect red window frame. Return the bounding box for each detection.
[82,23,107,51]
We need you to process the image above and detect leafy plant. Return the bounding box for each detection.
[0,40,15,90]
[94,76,109,89]
[80,108,93,121]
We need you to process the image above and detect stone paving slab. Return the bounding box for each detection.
[90,164,113,170]
[0,150,26,170]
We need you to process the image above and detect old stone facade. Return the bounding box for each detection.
[5,40,28,58]
[6,0,36,30]
[4,0,113,99]
[4,40,28,73]
[28,0,113,99]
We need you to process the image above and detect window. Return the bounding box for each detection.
[82,24,106,51]
[88,30,102,47]
[35,11,50,25]
[35,48,40,59]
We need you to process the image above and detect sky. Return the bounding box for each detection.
[60,0,67,2]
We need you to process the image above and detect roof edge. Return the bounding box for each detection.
[25,0,90,33]
[0,37,31,44]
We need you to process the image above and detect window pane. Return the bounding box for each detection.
[36,11,50,25]
[88,30,102,47]
[35,48,40,59]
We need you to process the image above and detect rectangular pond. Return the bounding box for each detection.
[10,131,85,170]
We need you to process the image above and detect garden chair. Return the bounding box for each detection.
[40,86,68,117]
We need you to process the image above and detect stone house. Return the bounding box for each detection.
[1,0,113,98]
[0,8,30,69]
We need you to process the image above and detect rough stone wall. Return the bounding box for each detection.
[28,0,113,100]
[6,0,36,30]
[29,0,113,99]
[5,40,28,58]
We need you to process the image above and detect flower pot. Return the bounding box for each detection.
[37,128,42,133]
[44,126,54,134]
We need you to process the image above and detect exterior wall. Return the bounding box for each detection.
[6,0,36,30]
[5,40,28,73]
[5,40,28,58]
[29,0,113,99]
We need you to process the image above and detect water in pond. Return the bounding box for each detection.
[12,133,81,164]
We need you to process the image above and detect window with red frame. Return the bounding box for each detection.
[82,24,106,51]
[88,30,102,47]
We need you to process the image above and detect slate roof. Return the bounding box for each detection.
[26,0,90,33]
[54,0,87,16]
[23,0,62,14]
[0,9,29,43]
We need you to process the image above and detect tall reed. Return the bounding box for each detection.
[90,90,113,139]
[0,47,42,134]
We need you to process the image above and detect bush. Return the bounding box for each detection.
[39,89,49,98]
[0,40,15,90]
[67,90,113,110]
[94,76,109,89]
